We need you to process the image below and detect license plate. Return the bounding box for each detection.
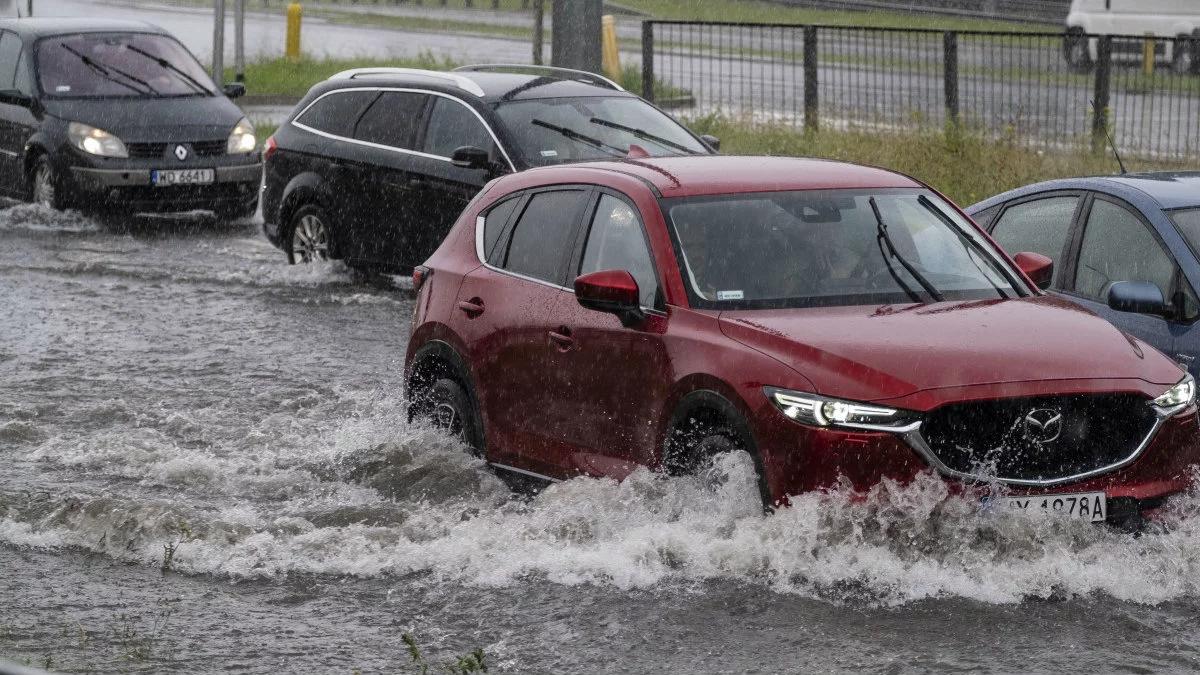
[151,169,214,186]
[992,491,1107,522]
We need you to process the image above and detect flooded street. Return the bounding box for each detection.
[4,204,1200,673]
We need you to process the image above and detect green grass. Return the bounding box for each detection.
[227,54,457,97]
[682,115,1184,206]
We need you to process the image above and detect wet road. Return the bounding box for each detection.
[5,205,1200,673]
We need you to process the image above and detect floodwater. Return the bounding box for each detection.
[3,204,1200,674]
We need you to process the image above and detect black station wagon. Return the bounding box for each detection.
[0,18,260,218]
[260,65,718,272]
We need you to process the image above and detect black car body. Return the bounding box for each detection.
[261,65,717,272]
[0,18,260,216]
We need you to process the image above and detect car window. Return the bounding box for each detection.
[989,196,1078,286]
[295,90,378,138]
[971,204,1001,228]
[1170,208,1200,255]
[0,32,20,90]
[353,91,427,150]
[579,194,658,308]
[1074,199,1176,303]
[423,97,494,158]
[13,50,32,96]
[482,196,521,265]
[502,190,588,284]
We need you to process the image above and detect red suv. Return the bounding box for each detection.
[405,156,1200,525]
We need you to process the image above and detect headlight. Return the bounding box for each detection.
[67,122,128,158]
[765,387,918,431]
[226,117,256,154]
[1152,374,1196,412]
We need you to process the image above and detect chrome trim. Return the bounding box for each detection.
[454,64,624,92]
[331,67,486,96]
[489,462,561,483]
[290,87,516,171]
[901,407,1175,488]
[839,420,923,433]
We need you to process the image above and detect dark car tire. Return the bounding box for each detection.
[664,394,772,510]
[1173,34,1198,75]
[28,156,67,210]
[412,377,485,458]
[1064,29,1093,73]
[283,204,335,264]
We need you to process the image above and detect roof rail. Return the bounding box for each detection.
[329,68,486,97]
[453,64,624,92]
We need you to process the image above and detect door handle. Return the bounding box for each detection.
[457,298,484,317]
[548,327,574,351]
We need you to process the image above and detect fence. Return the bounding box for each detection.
[641,21,1200,160]
[768,0,1071,24]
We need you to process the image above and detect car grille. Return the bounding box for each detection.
[126,141,226,159]
[917,393,1159,483]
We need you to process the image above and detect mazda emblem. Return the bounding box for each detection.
[1021,408,1063,443]
[174,145,188,161]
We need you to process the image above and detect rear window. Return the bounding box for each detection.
[500,190,588,284]
[295,90,378,138]
[36,33,217,98]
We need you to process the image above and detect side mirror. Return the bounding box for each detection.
[1108,280,1172,317]
[451,146,491,170]
[574,269,644,326]
[223,82,246,99]
[1012,251,1054,289]
[0,89,33,108]
[700,134,721,152]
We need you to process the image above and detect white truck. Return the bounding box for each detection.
[1064,0,1200,73]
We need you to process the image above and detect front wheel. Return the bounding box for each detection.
[28,156,66,210]
[284,204,334,264]
[664,402,771,510]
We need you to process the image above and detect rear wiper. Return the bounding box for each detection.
[588,117,698,155]
[125,44,213,95]
[60,43,155,95]
[530,119,627,158]
[869,196,944,302]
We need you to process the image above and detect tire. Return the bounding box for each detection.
[412,377,485,458]
[1064,29,1092,73]
[664,395,771,509]
[283,204,334,264]
[1172,34,1198,75]
[28,156,66,210]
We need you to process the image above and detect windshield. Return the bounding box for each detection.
[1170,208,1200,256]
[666,188,1024,310]
[493,96,709,166]
[36,33,216,98]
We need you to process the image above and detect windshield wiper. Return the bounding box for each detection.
[917,195,1012,298]
[60,43,155,95]
[588,117,699,155]
[125,44,213,95]
[530,119,627,158]
[869,196,944,302]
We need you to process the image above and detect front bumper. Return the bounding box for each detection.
[66,162,262,213]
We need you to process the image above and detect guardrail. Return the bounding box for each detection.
[641,21,1200,160]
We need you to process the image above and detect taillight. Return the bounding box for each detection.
[412,265,432,291]
[262,135,278,162]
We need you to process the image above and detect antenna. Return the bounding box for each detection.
[1090,98,1127,175]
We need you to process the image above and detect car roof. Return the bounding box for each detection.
[540,156,922,198]
[0,18,166,38]
[968,171,1200,214]
[315,69,634,104]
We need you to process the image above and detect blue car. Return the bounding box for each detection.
[967,172,1200,377]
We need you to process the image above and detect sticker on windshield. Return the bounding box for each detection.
[540,150,559,157]
[717,290,744,301]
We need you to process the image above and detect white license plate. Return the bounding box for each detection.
[993,491,1107,522]
[151,169,214,186]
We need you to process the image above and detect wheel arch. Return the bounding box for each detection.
[278,171,331,232]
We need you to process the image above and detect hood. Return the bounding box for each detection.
[42,96,244,142]
[719,295,1185,404]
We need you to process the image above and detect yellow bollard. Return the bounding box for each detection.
[286,2,303,63]
[601,14,620,82]
[1143,32,1155,76]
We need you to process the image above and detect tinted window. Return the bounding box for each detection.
[35,33,217,98]
[354,91,427,149]
[295,90,377,138]
[482,196,520,264]
[1074,199,1175,302]
[502,190,587,284]
[423,97,494,158]
[990,196,1077,286]
[971,204,1001,228]
[0,32,19,89]
[13,51,32,95]
[580,194,658,307]
[1170,208,1200,255]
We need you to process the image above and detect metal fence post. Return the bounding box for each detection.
[532,0,544,65]
[943,31,959,126]
[803,25,818,132]
[1092,34,1112,152]
[642,21,655,102]
[212,0,225,88]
